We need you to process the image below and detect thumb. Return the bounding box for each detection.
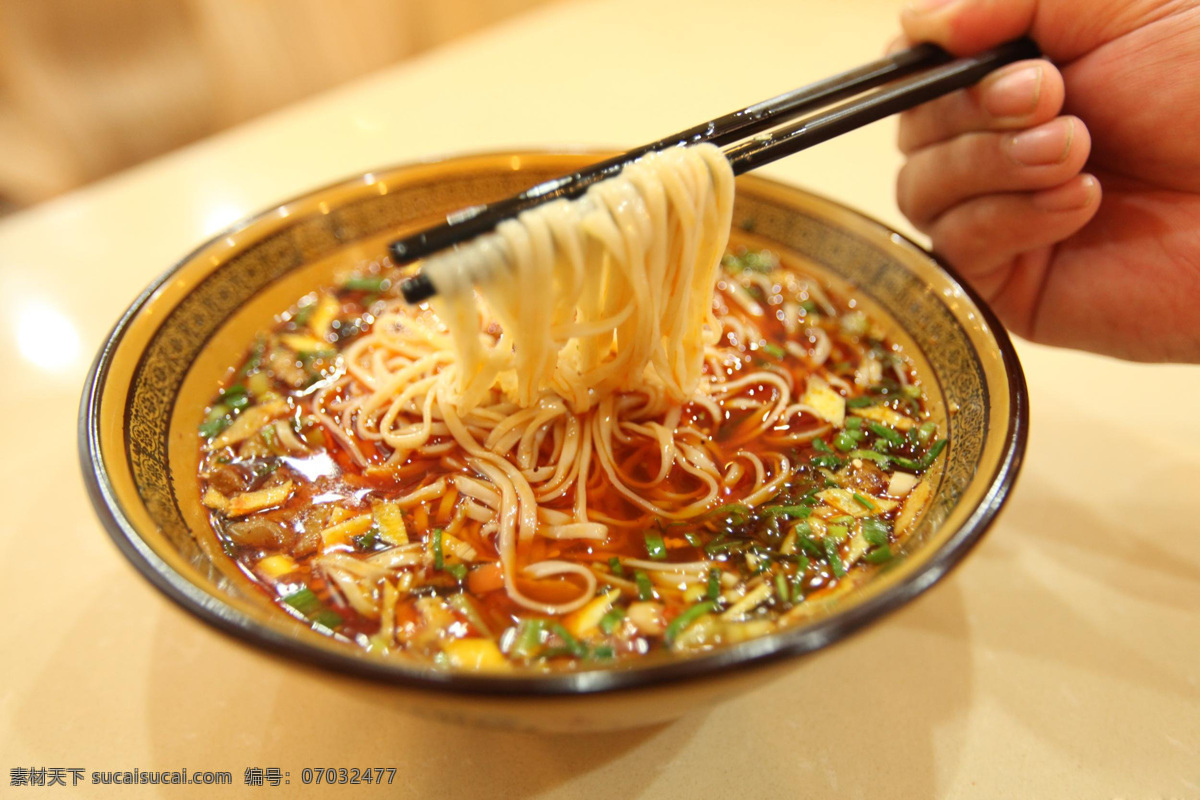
[900,0,1039,56]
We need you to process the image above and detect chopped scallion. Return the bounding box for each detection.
[811,454,844,470]
[598,607,625,635]
[852,492,877,511]
[664,601,716,645]
[608,556,624,576]
[763,504,812,519]
[861,518,890,547]
[867,422,905,446]
[311,609,343,629]
[864,545,894,564]
[824,537,847,577]
[198,416,231,438]
[550,623,588,658]
[512,619,546,658]
[759,342,786,359]
[644,530,668,560]
[635,570,654,601]
[342,275,389,293]
[706,568,721,601]
[916,421,938,445]
[282,587,320,615]
[846,449,891,468]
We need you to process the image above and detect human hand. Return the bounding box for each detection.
[895,0,1200,362]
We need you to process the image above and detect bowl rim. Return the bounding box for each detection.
[79,151,1027,697]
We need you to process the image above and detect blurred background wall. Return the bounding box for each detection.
[0,0,557,214]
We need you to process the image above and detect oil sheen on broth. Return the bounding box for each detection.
[197,245,945,672]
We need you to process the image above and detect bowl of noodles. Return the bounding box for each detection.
[80,149,1026,732]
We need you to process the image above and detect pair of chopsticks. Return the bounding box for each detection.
[394,38,1040,304]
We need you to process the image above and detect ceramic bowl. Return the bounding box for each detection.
[80,152,1026,732]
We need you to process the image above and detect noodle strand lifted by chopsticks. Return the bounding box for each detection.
[318,144,818,615]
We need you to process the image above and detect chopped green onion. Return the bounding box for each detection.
[635,570,654,601]
[791,573,806,603]
[226,393,251,411]
[353,526,378,551]
[705,539,746,555]
[864,545,894,564]
[764,505,812,519]
[811,454,844,470]
[852,492,877,511]
[198,416,231,438]
[608,556,625,576]
[236,339,265,378]
[846,449,891,468]
[664,601,716,645]
[799,299,819,314]
[847,428,867,442]
[311,609,343,629]
[833,431,857,452]
[282,587,321,615]
[861,518,890,547]
[684,532,703,548]
[812,438,833,454]
[759,342,786,359]
[551,623,588,658]
[827,524,849,542]
[512,619,546,658]
[447,563,467,581]
[796,534,825,561]
[916,421,938,445]
[598,607,625,635]
[844,416,863,429]
[824,537,847,577]
[708,502,752,525]
[902,384,922,399]
[342,275,389,293]
[644,530,668,560]
[706,568,721,601]
[872,437,892,453]
[923,438,948,465]
[431,527,445,571]
[292,303,315,326]
[846,395,877,409]
[774,571,789,604]
[590,645,616,660]
[829,515,854,525]
[298,348,338,365]
[868,422,904,446]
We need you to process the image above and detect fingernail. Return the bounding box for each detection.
[1008,118,1074,166]
[905,0,962,14]
[1032,175,1099,212]
[983,65,1043,118]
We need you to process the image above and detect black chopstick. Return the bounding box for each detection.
[396,37,1039,304]
[724,38,1040,172]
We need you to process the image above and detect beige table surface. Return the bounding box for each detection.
[2,0,1198,796]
